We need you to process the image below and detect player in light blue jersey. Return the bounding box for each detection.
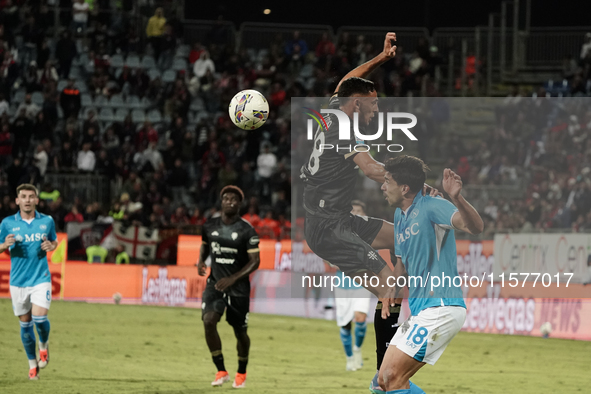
[0,184,58,381]
[378,156,483,394]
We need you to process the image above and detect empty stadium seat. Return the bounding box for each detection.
[175,44,190,58]
[147,109,162,124]
[94,95,108,107]
[114,108,129,122]
[108,94,125,108]
[98,108,115,122]
[31,92,44,105]
[172,58,187,71]
[131,109,146,123]
[141,56,156,69]
[125,55,141,68]
[162,69,176,83]
[81,93,93,107]
[127,95,141,109]
[147,68,161,81]
[110,54,124,68]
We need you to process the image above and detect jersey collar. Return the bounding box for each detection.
[15,211,41,221]
[401,193,423,216]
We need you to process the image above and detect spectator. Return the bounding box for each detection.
[189,42,205,64]
[55,30,77,79]
[0,123,12,165]
[11,109,35,158]
[193,51,215,78]
[146,7,166,60]
[33,143,48,178]
[39,183,60,203]
[114,245,130,265]
[580,32,591,60]
[315,32,335,58]
[82,110,100,135]
[259,210,280,239]
[36,39,51,73]
[190,207,206,225]
[65,205,84,223]
[158,24,176,71]
[6,157,29,191]
[242,205,261,227]
[77,142,96,172]
[86,242,109,263]
[21,16,42,67]
[17,94,41,120]
[0,93,9,116]
[38,60,59,87]
[71,0,90,36]
[170,206,190,225]
[24,61,42,92]
[257,144,277,204]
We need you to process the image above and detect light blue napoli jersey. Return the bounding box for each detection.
[0,211,57,287]
[394,193,466,316]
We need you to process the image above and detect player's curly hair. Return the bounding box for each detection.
[385,156,430,194]
[220,185,244,202]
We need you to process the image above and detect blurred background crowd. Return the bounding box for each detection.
[0,0,591,257]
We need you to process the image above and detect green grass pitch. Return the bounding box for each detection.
[0,299,589,393]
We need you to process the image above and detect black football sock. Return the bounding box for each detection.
[374,301,401,370]
[238,356,248,374]
[211,350,226,372]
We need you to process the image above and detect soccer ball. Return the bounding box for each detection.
[228,89,269,130]
[540,322,552,338]
[113,292,122,305]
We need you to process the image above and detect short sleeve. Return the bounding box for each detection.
[245,226,260,253]
[394,210,401,257]
[47,218,57,241]
[427,197,459,230]
[0,220,6,244]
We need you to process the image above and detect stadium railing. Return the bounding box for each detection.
[45,173,113,208]
[238,22,334,51]
[523,27,591,68]
[335,26,429,54]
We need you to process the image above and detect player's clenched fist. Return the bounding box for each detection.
[3,234,15,248]
[442,168,463,199]
[197,261,207,276]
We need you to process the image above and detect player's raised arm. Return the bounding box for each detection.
[443,168,484,235]
[353,152,386,183]
[334,32,397,94]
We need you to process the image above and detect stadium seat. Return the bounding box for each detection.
[85,62,95,74]
[162,69,176,83]
[110,54,124,68]
[94,95,108,107]
[77,83,88,93]
[141,56,156,69]
[81,93,93,107]
[147,109,162,124]
[140,97,152,109]
[131,109,146,123]
[8,105,17,117]
[175,44,190,58]
[13,89,26,104]
[108,94,125,108]
[98,108,115,122]
[172,58,187,71]
[57,80,68,92]
[31,92,44,106]
[190,97,205,112]
[57,106,64,119]
[68,67,82,80]
[127,95,141,109]
[125,55,141,68]
[81,107,98,120]
[148,68,161,81]
[114,108,129,122]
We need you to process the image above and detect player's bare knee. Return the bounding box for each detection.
[379,367,406,391]
[18,312,32,322]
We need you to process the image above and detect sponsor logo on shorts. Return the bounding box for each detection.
[367,251,379,260]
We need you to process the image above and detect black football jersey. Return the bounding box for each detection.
[202,217,260,297]
[301,95,363,218]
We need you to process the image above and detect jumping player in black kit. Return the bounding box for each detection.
[300,32,439,393]
[197,185,260,389]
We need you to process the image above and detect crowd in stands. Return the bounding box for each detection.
[1,2,591,250]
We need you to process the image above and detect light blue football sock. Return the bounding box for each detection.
[20,321,37,360]
[32,315,50,344]
[339,327,353,357]
[385,390,411,394]
[354,320,367,348]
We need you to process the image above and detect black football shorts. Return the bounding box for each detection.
[304,213,387,276]
[201,280,249,329]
